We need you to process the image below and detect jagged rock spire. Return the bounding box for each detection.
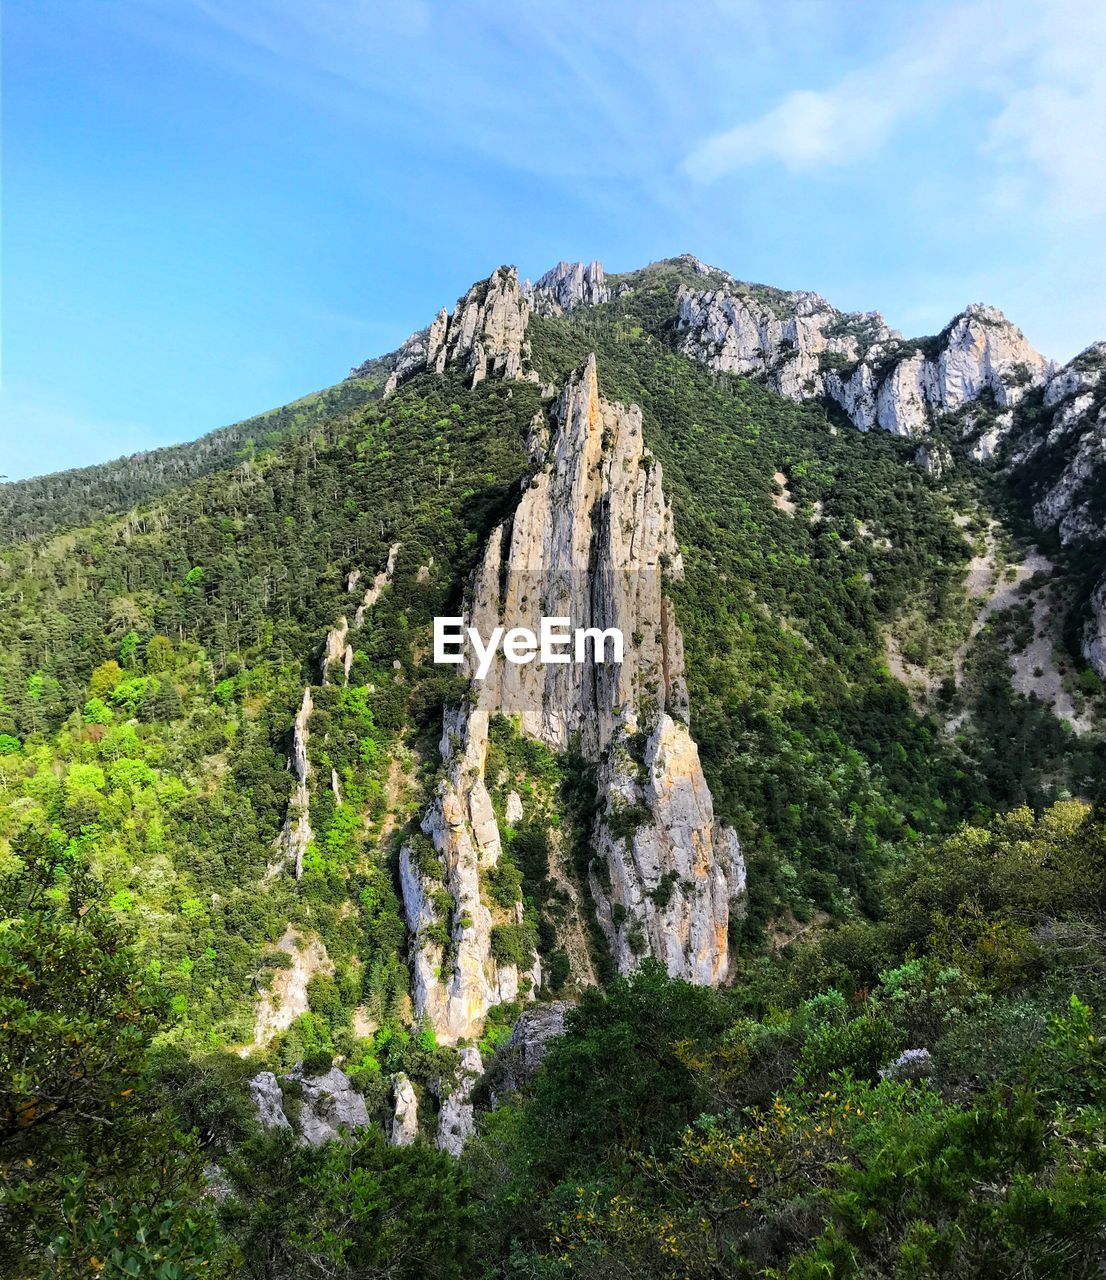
[400,354,745,1040]
[358,265,534,397]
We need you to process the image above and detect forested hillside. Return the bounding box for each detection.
[2,257,1104,1278]
[0,369,386,544]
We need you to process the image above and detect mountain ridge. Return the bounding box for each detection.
[5,249,1106,1275]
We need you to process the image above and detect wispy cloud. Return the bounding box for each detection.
[684,0,1106,221]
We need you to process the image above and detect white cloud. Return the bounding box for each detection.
[684,0,1106,221]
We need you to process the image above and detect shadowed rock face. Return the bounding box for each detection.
[487,1003,572,1104]
[1086,577,1106,679]
[401,354,745,1041]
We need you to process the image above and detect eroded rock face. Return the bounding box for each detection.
[677,284,873,403]
[370,266,533,396]
[1010,345,1106,677]
[505,1003,568,1079]
[676,283,1048,441]
[354,542,401,626]
[525,260,609,315]
[273,688,314,880]
[593,714,745,984]
[253,925,334,1045]
[390,1073,419,1146]
[1027,347,1106,547]
[287,1064,371,1146]
[436,1046,483,1156]
[250,1071,291,1130]
[400,699,534,1043]
[1086,577,1106,679]
[928,306,1045,414]
[465,356,689,756]
[489,1002,570,1103]
[248,1065,371,1146]
[400,355,744,1039]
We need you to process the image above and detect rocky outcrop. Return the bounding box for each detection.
[400,356,744,1039]
[505,791,524,826]
[436,1046,483,1156]
[914,441,952,478]
[355,257,1050,458]
[390,1073,419,1146]
[675,283,1048,442]
[1009,345,1106,677]
[354,542,401,626]
[249,1064,371,1146]
[399,699,535,1042]
[525,260,609,316]
[1024,346,1106,547]
[368,267,533,397]
[273,689,314,879]
[288,1064,371,1146]
[676,283,876,403]
[253,925,334,1045]
[250,1071,291,1130]
[488,1003,570,1103]
[320,618,352,685]
[593,714,745,983]
[503,1003,568,1084]
[1086,577,1106,679]
[462,357,690,755]
[477,357,743,978]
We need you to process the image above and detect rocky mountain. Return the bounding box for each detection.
[346,254,1106,696]
[3,250,1105,1178]
[401,353,743,1043]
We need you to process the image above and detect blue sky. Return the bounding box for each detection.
[3,0,1105,480]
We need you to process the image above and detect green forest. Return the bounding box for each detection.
[2,261,1105,1277]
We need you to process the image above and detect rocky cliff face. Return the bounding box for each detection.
[1022,346,1106,546]
[436,1046,482,1156]
[273,692,314,880]
[339,257,1098,1047]
[390,1073,419,1146]
[488,1002,570,1104]
[675,285,1048,442]
[675,282,883,403]
[1010,344,1106,676]
[250,1064,372,1146]
[828,305,1048,444]
[354,257,1053,456]
[400,354,744,1041]
[399,699,535,1042]
[524,260,609,315]
[359,266,534,396]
